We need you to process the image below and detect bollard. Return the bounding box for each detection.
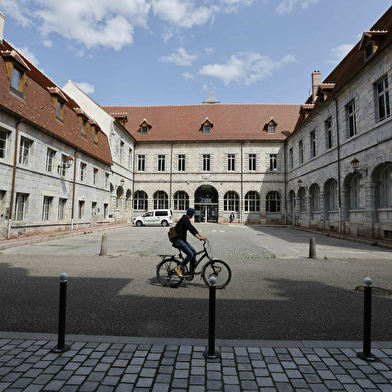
[100,234,107,256]
[52,273,71,353]
[357,277,378,362]
[203,276,220,359]
[309,237,316,258]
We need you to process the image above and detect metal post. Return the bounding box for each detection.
[52,273,71,353]
[309,237,316,258]
[357,277,378,362]
[203,277,220,359]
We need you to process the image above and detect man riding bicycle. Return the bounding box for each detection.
[172,208,207,278]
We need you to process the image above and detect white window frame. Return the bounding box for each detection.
[269,154,277,171]
[244,191,260,212]
[46,148,56,172]
[203,154,211,172]
[347,101,357,137]
[80,163,87,182]
[326,119,333,149]
[0,129,9,159]
[174,191,189,211]
[58,198,66,220]
[178,154,185,171]
[377,77,390,121]
[228,154,235,171]
[310,131,316,158]
[158,155,165,172]
[19,137,32,165]
[93,168,98,185]
[380,166,392,208]
[248,154,256,171]
[134,191,148,210]
[14,193,28,221]
[42,196,52,221]
[154,191,168,209]
[224,191,239,212]
[138,155,145,171]
[299,140,304,164]
[266,191,281,213]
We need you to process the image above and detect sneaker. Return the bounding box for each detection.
[175,266,183,278]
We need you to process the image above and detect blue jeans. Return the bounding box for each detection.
[173,239,197,270]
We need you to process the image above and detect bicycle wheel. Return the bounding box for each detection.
[156,257,184,288]
[202,260,232,289]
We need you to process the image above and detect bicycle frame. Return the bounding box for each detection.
[175,241,213,271]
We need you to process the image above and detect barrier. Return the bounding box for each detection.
[203,276,220,359]
[309,237,316,258]
[100,234,107,256]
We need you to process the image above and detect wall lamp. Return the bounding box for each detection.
[350,158,368,176]
[297,179,303,187]
[58,155,74,170]
[120,178,125,187]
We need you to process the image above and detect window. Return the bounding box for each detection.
[178,154,185,171]
[134,191,148,210]
[203,125,211,133]
[365,42,374,59]
[80,163,87,182]
[269,154,277,171]
[42,196,52,220]
[347,101,356,137]
[310,131,316,158]
[154,191,168,209]
[46,149,56,172]
[80,118,87,135]
[141,126,148,134]
[268,124,275,133]
[0,129,9,158]
[14,193,28,221]
[327,180,338,210]
[377,77,390,121]
[58,198,66,220]
[93,129,99,144]
[350,175,363,209]
[138,155,145,171]
[326,119,333,149]
[19,137,32,165]
[228,154,235,171]
[11,66,22,91]
[224,191,239,212]
[58,154,67,176]
[266,192,281,213]
[299,140,304,164]
[310,184,320,212]
[78,200,85,219]
[380,166,392,208]
[289,148,293,169]
[91,202,97,216]
[245,191,260,212]
[120,141,124,165]
[174,191,189,210]
[55,100,65,120]
[105,173,110,188]
[158,155,165,172]
[249,154,256,171]
[93,168,98,185]
[203,154,210,171]
[104,203,109,219]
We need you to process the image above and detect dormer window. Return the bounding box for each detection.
[74,108,89,135]
[1,49,30,96]
[89,120,100,144]
[112,113,128,127]
[48,87,68,121]
[139,119,151,134]
[268,124,275,133]
[359,30,388,62]
[265,118,277,133]
[299,104,314,121]
[201,118,213,133]
[365,43,374,59]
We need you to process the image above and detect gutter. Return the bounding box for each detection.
[333,97,342,234]
[71,149,78,230]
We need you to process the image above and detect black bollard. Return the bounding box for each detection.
[357,277,378,362]
[52,273,71,353]
[203,276,220,359]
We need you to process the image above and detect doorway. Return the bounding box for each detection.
[194,185,218,223]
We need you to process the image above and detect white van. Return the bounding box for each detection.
[133,209,173,227]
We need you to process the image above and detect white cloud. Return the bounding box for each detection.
[327,43,354,64]
[199,52,296,85]
[159,47,197,66]
[13,45,40,65]
[182,71,193,80]
[204,47,215,54]
[0,0,32,27]
[42,39,53,48]
[74,81,95,94]
[276,0,318,15]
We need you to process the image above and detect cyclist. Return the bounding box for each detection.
[172,208,207,278]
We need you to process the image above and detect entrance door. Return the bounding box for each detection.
[194,185,219,223]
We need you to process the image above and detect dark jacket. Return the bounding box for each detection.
[174,215,198,242]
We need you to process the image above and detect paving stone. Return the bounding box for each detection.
[189,375,205,385]
[256,377,273,387]
[272,373,289,383]
[43,380,65,391]
[79,381,100,392]
[276,382,294,392]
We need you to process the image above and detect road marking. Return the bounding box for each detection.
[290,248,300,253]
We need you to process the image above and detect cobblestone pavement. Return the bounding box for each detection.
[0,333,392,392]
[140,226,275,259]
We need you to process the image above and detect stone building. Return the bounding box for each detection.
[286,6,392,239]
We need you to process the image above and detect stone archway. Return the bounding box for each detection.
[194,185,219,223]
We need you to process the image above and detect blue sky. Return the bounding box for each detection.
[1,0,391,107]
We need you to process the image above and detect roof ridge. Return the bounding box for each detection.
[102,103,301,108]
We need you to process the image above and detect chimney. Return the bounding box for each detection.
[0,12,4,43]
[311,71,321,104]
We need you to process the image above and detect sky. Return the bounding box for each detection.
[0,0,391,107]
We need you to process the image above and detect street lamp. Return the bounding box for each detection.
[297,179,303,187]
[350,158,368,176]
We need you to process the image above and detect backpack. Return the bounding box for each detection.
[168,227,178,243]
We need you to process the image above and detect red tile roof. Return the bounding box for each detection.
[103,104,301,142]
[0,40,112,165]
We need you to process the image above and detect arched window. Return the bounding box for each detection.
[174,191,189,211]
[380,166,392,208]
[154,191,168,209]
[326,179,338,210]
[350,174,363,209]
[224,191,239,211]
[244,191,260,212]
[310,184,320,211]
[133,191,148,210]
[266,191,281,212]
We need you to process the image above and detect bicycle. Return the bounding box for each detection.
[156,240,231,289]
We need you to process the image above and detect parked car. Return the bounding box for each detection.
[133,209,173,227]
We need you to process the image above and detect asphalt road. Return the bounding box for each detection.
[1,224,391,341]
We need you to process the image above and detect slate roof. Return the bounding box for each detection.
[103,104,301,142]
[0,40,112,165]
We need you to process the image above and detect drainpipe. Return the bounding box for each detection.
[170,143,173,210]
[8,119,22,239]
[71,149,78,230]
[333,97,342,234]
[284,141,287,225]
[240,142,244,224]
